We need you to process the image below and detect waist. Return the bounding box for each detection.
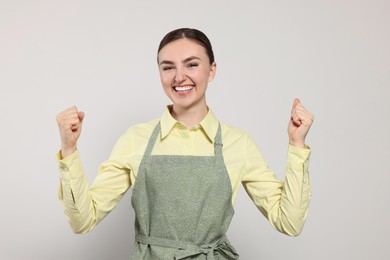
[135,234,239,259]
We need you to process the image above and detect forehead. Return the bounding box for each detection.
[158,38,208,61]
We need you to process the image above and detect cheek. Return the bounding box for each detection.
[186,69,205,80]
[159,73,171,86]
[197,69,211,82]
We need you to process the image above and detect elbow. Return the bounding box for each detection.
[282,213,308,237]
[277,219,305,237]
[69,220,94,235]
[65,211,96,235]
[72,229,84,235]
[70,224,89,235]
[73,229,90,235]
[283,226,303,237]
[273,207,308,237]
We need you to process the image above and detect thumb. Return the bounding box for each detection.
[78,111,85,122]
[292,98,301,109]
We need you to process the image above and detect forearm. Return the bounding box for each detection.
[268,145,311,236]
[57,151,98,234]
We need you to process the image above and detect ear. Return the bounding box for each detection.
[208,62,217,82]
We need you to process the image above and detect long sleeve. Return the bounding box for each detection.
[242,134,311,236]
[57,138,132,234]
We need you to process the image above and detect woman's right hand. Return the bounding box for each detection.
[56,106,85,158]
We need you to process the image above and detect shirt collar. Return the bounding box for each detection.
[160,105,219,143]
[160,106,179,139]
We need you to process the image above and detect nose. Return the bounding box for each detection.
[174,66,186,83]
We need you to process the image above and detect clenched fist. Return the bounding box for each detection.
[56,106,85,158]
[288,98,314,148]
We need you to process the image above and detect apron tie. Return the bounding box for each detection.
[135,234,239,260]
[174,242,238,260]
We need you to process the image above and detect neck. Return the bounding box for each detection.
[170,103,208,128]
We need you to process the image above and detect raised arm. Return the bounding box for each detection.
[242,99,314,236]
[56,106,131,234]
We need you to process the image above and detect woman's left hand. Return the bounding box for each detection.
[288,98,314,148]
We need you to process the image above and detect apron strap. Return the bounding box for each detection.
[214,122,223,157]
[143,122,161,158]
[135,234,239,260]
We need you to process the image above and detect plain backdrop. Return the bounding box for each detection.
[1,0,389,259]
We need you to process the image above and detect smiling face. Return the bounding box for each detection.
[158,38,216,113]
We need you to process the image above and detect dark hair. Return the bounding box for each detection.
[157,28,215,64]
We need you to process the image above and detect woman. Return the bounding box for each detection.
[56,28,314,259]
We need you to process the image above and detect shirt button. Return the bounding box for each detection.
[59,164,69,172]
[182,130,189,138]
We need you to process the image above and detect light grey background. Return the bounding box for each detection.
[1,0,389,259]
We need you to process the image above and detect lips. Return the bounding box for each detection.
[173,85,194,92]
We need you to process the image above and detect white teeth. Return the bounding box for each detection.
[174,86,194,92]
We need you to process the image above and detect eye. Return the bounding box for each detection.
[187,63,198,68]
[162,66,174,71]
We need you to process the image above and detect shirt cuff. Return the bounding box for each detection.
[287,144,311,174]
[287,144,311,162]
[56,150,83,177]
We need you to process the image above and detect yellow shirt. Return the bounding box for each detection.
[58,107,311,236]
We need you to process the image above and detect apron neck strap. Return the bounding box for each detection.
[143,122,161,157]
[213,122,223,157]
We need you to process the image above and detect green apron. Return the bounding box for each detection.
[130,122,239,259]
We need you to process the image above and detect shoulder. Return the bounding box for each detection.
[219,121,250,146]
[220,121,249,138]
[123,119,159,138]
[219,120,262,152]
[114,119,159,149]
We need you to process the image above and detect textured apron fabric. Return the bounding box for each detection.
[130,122,239,259]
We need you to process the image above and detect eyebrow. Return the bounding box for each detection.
[159,56,201,66]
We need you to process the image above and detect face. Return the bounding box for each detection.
[157,38,216,112]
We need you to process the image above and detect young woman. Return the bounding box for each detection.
[56,28,314,259]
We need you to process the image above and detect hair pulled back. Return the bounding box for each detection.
[158,28,215,65]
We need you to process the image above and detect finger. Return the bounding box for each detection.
[63,106,78,116]
[291,110,302,126]
[62,113,81,125]
[292,109,314,127]
[292,102,314,122]
[294,103,310,114]
[292,98,300,111]
[57,113,81,130]
[296,105,314,122]
[293,116,302,126]
[71,123,82,131]
[291,98,301,118]
[57,106,77,120]
[78,111,85,122]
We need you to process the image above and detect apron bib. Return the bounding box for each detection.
[130,122,239,259]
